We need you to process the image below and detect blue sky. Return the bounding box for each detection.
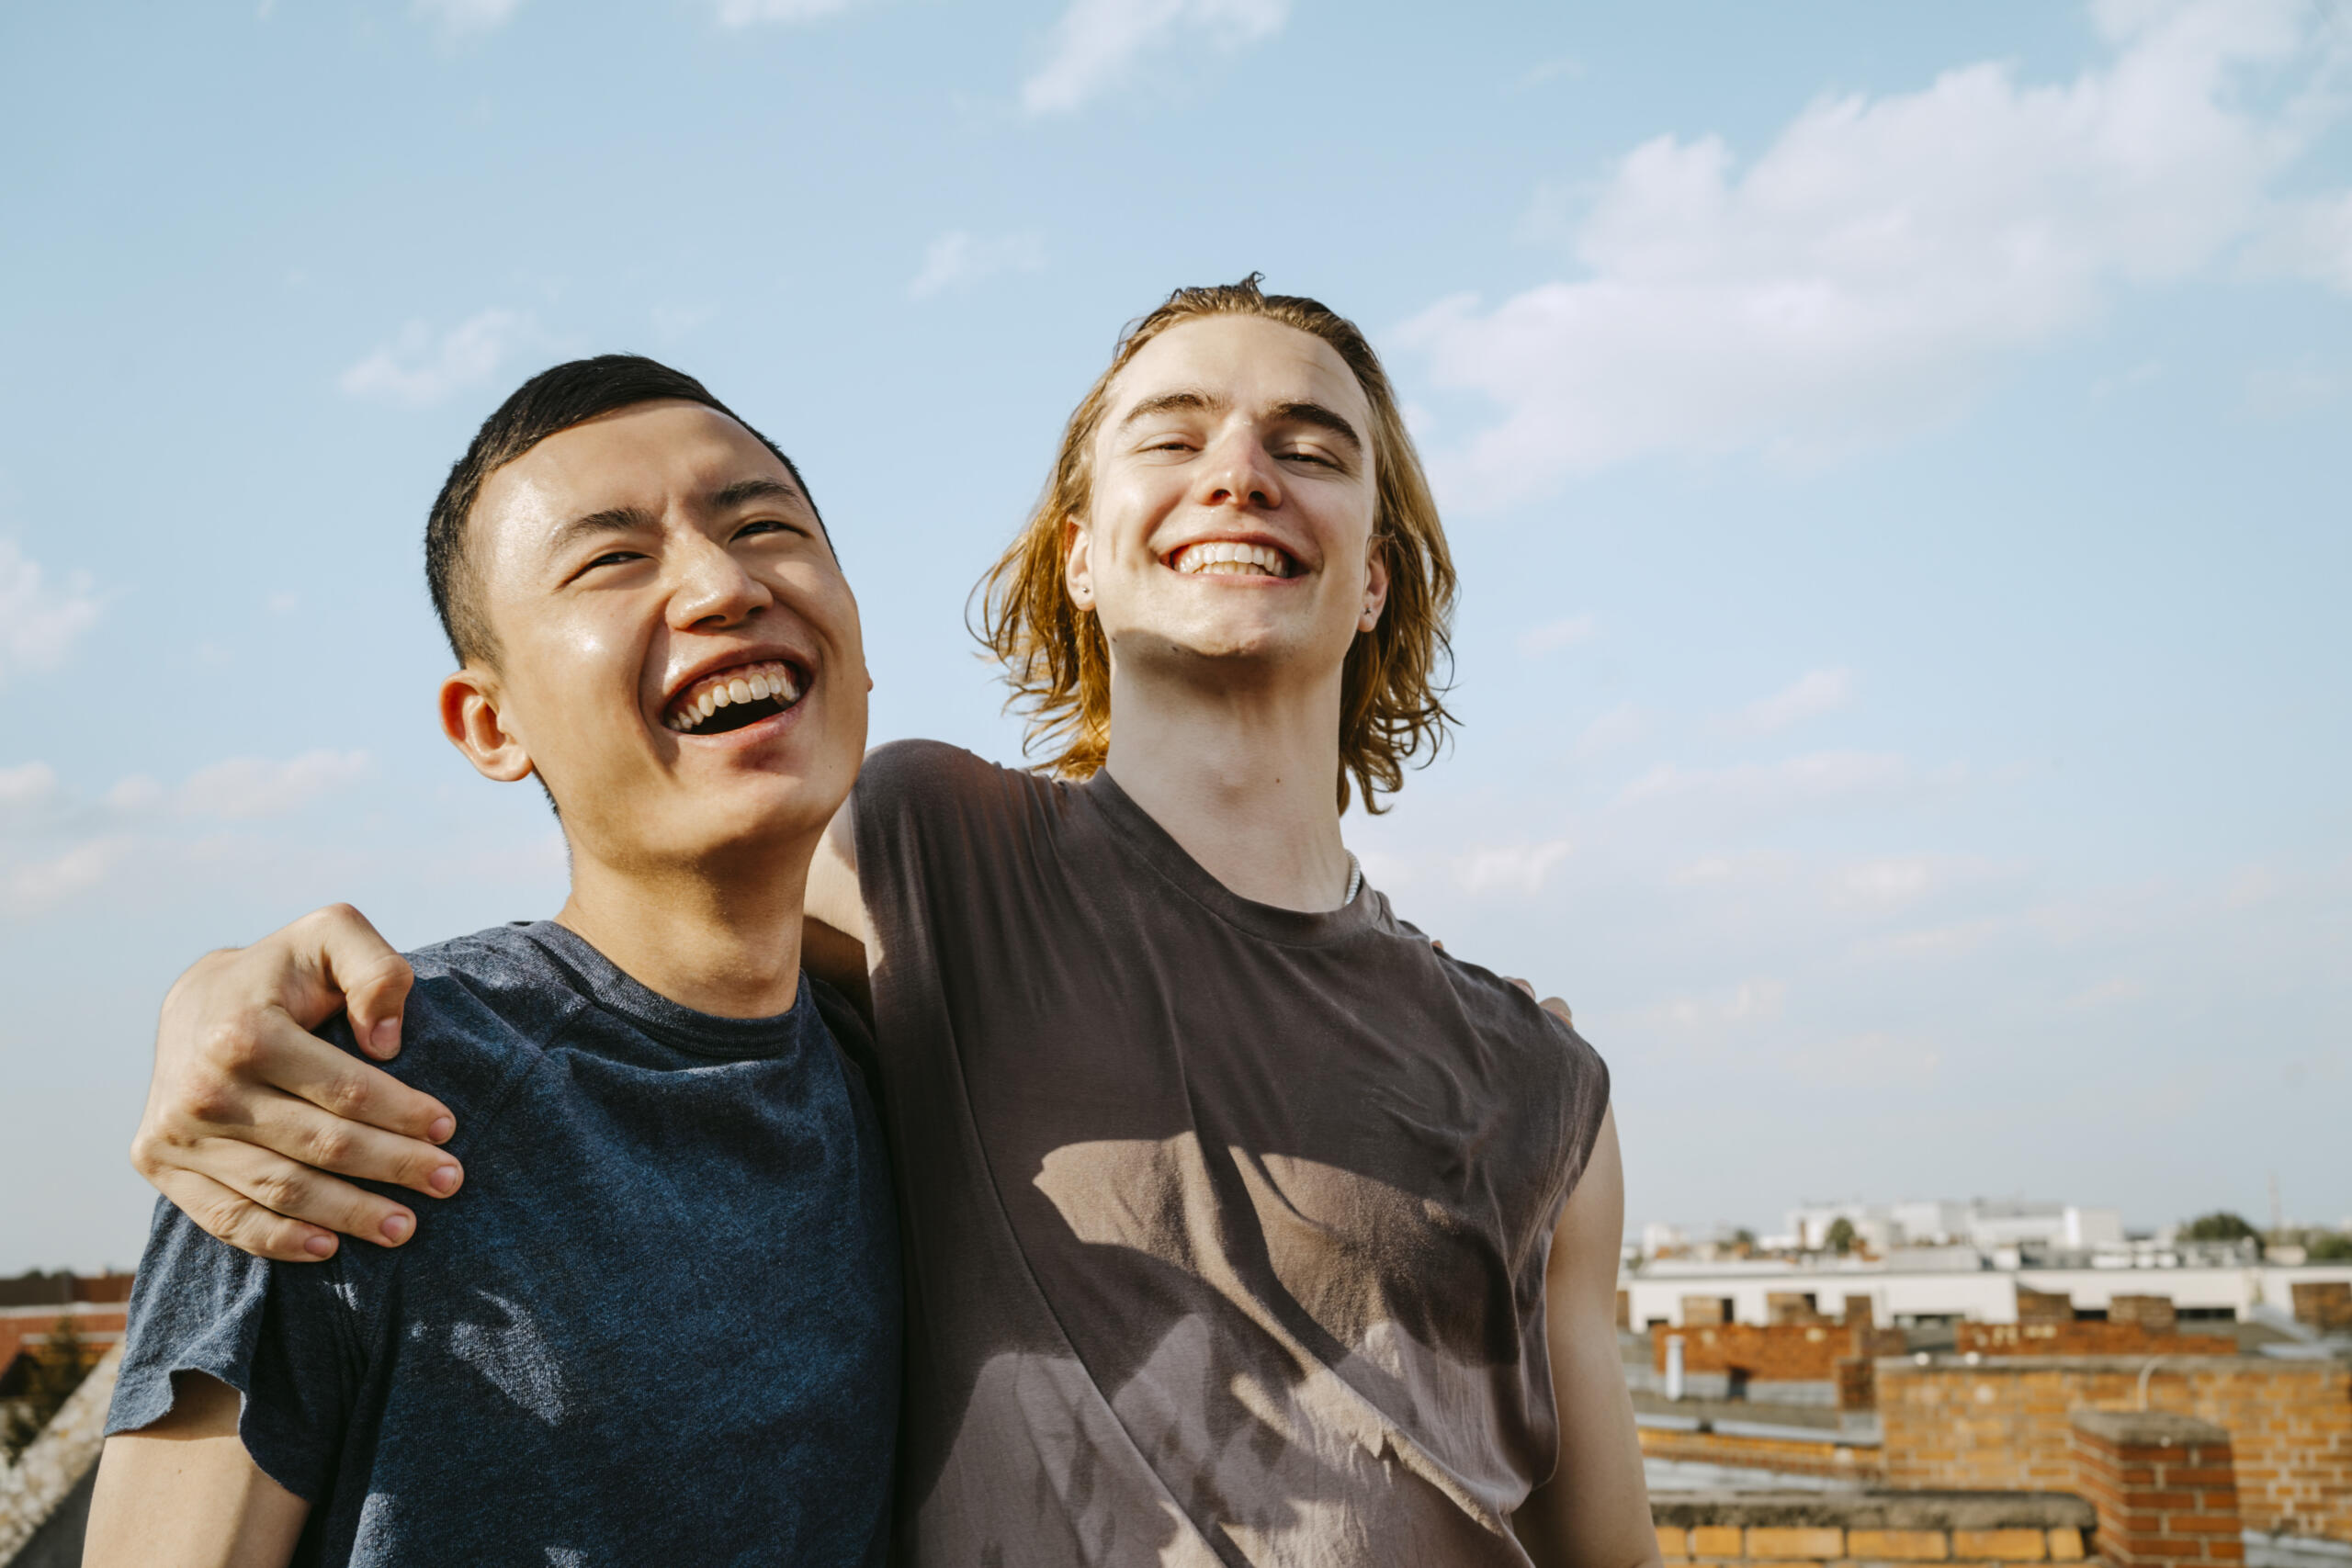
[3,0,2347,1273]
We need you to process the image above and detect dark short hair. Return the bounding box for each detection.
[425,355,821,666]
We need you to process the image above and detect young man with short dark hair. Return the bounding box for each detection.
[85,358,899,1566]
[128,281,1656,1567]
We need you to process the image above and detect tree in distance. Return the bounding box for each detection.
[2179,1212,2261,1247]
[1,1311,95,1461]
[1825,1217,1859,1256]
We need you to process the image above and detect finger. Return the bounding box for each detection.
[150,1167,345,1263]
[1430,939,1445,952]
[251,1022,459,1151]
[292,905,415,1060]
[243,1086,463,1200]
[198,1137,422,1248]
[1541,996,1574,1026]
[1507,976,1536,999]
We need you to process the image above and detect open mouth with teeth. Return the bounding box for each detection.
[664,660,807,737]
[1167,540,1296,579]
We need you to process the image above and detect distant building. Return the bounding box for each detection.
[1772,1198,2124,1257]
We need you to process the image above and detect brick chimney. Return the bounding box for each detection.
[2069,1409,2242,1568]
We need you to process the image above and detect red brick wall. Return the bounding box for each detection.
[1657,1323,1905,1381]
[0,1309,128,1386]
[2294,1283,2352,1333]
[1956,1323,2235,1357]
[2070,1410,2244,1568]
[1880,1355,2352,1543]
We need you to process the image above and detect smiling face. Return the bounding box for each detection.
[441,400,866,874]
[1067,314,1388,687]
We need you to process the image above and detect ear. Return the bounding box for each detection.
[1358,536,1392,635]
[438,668,536,784]
[1062,515,1097,613]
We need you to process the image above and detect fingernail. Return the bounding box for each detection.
[304,1234,336,1258]
[427,1116,455,1144]
[428,1165,460,1195]
[371,1019,401,1053]
[380,1213,413,1244]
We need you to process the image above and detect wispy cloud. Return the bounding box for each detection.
[2249,189,2352,294]
[1022,0,1287,116]
[4,836,133,917]
[1515,614,1597,658]
[414,0,525,38]
[0,542,102,684]
[0,761,59,818]
[1734,667,1855,734]
[340,309,534,408]
[1397,0,2342,505]
[1453,838,1573,897]
[1618,750,1924,813]
[107,750,374,821]
[909,231,1046,300]
[713,0,861,25]
[1576,702,1647,759]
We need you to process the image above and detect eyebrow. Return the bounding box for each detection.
[543,475,810,558]
[706,475,808,513]
[544,505,656,558]
[1116,388,1364,455]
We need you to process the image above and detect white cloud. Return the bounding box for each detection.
[1576,702,1648,759]
[4,835,132,916]
[1022,0,1287,117]
[1397,0,2336,506]
[1618,750,1916,809]
[713,0,860,26]
[414,0,524,37]
[1515,615,1597,657]
[2250,190,2352,293]
[1453,837,1572,897]
[0,761,58,818]
[0,541,101,682]
[909,231,1046,300]
[1640,977,1789,1031]
[171,750,373,820]
[340,309,533,409]
[1782,1030,1941,1086]
[1735,667,1855,734]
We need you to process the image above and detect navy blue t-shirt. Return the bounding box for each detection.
[107,920,899,1567]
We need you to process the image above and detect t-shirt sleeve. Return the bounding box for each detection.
[105,1194,368,1504]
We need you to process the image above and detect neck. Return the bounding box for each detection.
[555,839,810,1019]
[1101,659,1353,912]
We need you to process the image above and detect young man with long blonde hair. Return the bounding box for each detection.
[127,278,1656,1566]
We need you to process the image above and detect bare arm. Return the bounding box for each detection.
[83,1371,310,1568]
[801,790,874,1021]
[130,905,464,1261]
[1513,1103,1661,1568]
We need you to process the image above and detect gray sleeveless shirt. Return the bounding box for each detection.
[854,741,1611,1567]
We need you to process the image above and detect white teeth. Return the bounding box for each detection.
[1172,541,1290,578]
[666,659,806,736]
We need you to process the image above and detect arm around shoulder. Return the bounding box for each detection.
[84,1371,310,1568]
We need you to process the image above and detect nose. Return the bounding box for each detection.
[666,531,773,631]
[1193,425,1284,513]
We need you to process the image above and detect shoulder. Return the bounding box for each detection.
[348,925,585,1140]
[1421,933,1611,1100]
[853,739,1057,851]
[854,739,1036,814]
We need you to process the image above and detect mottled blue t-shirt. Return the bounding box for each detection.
[107,920,899,1567]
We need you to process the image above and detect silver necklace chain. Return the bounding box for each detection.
[1343,852,1363,907]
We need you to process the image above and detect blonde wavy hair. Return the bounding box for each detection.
[978,276,1459,813]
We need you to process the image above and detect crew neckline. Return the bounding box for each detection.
[517,919,811,1061]
[1079,769,1383,948]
